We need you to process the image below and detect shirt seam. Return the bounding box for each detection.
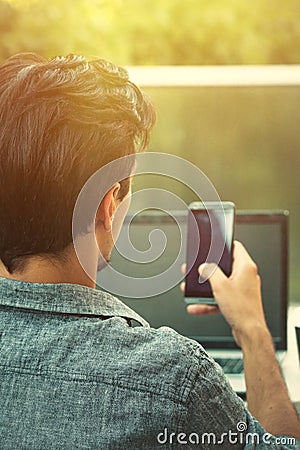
[0,364,189,404]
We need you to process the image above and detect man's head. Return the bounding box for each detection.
[0,53,155,275]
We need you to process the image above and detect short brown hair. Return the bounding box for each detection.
[0,53,155,273]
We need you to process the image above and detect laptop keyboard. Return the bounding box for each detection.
[214,357,244,374]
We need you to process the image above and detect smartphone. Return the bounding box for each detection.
[184,201,235,305]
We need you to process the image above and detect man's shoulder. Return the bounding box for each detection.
[125,323,208,368]
[0,299,223,405]
[50,316,217,402]
[87,319,219,402]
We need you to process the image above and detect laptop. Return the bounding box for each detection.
[97,210,288,396]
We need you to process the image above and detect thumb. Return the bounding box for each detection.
[198,263,229,292]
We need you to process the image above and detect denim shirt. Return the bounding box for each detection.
[0,277,298,450]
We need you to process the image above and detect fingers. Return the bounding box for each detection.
[187,304,220,316]
[232,241,251,264]
[181,280,220,316]
[181,262,228,301]
[199,263,229,295]
[232,240,256,272]
[230,241,259,284]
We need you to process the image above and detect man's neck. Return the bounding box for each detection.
[0,254,96,288]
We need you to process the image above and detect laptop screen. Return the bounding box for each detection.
[97,210,288,350]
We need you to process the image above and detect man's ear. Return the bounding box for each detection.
[96,183,121,232]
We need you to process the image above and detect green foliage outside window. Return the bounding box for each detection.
[0,0,300,64]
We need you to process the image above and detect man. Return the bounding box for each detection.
[0,53,299,449]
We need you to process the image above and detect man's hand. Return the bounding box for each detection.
[183,241,300,438]
[186,241,268,346]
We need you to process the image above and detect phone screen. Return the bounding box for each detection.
[185,202,235,299]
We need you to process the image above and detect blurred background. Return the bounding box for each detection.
[1,0,300,64]
[0,0,300,303]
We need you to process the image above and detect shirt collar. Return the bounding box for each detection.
[0,276,149,328]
